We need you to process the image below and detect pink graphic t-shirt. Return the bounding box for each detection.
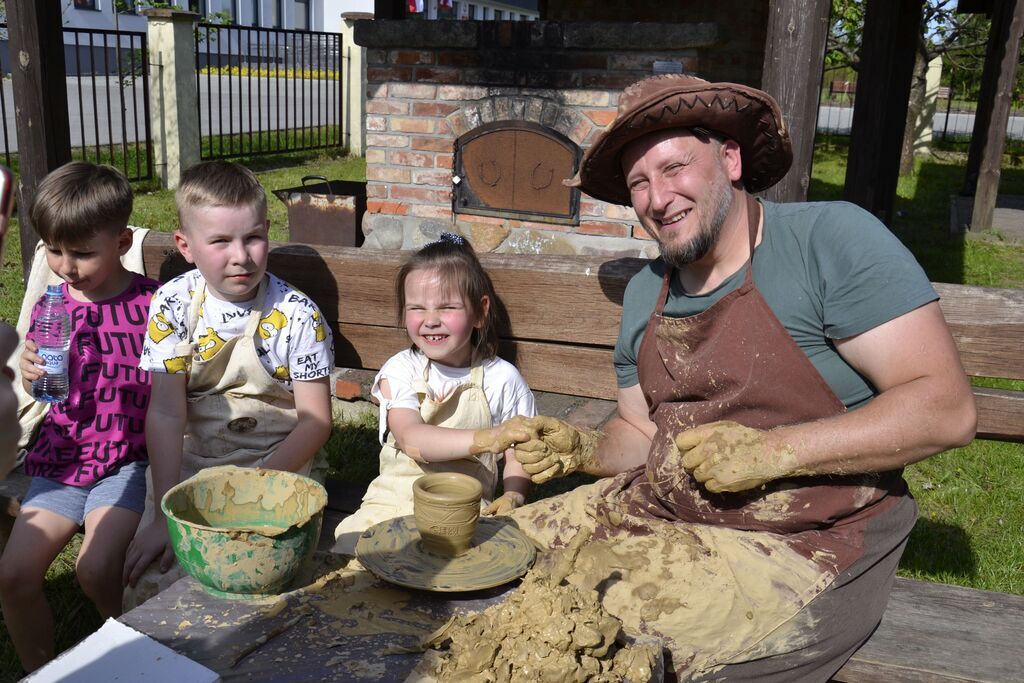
[25,274,160,486]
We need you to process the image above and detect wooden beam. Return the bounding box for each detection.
[759,0,832,203]
[963,0,1024,232]
[843,0,925,225]
[6,0,72,283]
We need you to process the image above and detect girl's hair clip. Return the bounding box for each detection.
[430,232,465,247]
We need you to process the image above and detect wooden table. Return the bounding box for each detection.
[119,553,514,682]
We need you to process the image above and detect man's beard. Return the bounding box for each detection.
[658,169,734,268]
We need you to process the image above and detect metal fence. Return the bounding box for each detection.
[195,23,344,160]
[817,79,1024,144]
[0,25,153,182]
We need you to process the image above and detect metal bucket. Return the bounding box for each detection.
[272,175,366,247]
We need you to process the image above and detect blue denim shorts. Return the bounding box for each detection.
[22,460,148,526]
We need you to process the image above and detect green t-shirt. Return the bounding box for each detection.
[613,200,937,408]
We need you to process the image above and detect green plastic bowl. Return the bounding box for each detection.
[161,465,327,600]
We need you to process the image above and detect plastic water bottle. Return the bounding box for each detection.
[32,284,71,403]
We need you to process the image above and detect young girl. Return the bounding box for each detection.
[0,162,158,673]
[333,233,535,554]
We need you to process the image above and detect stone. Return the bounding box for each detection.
[362,216,404,250]
[502,229,577,256]
[462,223,510,252]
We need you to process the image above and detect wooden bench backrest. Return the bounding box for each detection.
[141,232,1024,443]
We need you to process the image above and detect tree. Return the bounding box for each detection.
[826,0,990,175]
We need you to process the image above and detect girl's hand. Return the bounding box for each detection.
[482,491,525,516]
[19,340,43,384]
[469,417,535,455]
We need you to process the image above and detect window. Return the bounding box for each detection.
[468,3,478,19]
[294,0,309,30]
[495,9,503,19]
[483,6,492,19]
[271,0,282,27]
[188,0,208,16]
[74,0,99,9]
[251,0,260,26]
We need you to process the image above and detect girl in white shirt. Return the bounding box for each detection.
[334,233,535,552]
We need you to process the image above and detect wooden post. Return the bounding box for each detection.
[964,0,1023,232]
[7,0,72,282]
[843,0,924,224]
[760,0,832,203]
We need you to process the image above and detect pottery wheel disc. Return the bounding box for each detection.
[355,516,536,592]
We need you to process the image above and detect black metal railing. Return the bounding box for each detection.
[65,26,153,182]
[195,23,344,160]
[0,24,153,182]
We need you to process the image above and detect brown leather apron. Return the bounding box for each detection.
[510,196,908,678]
[624,194,903,572]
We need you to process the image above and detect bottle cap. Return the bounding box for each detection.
[45,284,62,296]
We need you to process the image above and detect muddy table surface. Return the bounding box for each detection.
[119,553,515,682]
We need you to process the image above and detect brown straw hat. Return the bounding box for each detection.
[570,74,792,206]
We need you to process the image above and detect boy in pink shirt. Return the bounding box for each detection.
[0,162,159,673]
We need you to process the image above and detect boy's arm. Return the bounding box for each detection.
[260,376,332,472]
[123,372,186,587]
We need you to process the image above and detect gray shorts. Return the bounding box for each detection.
[22,460,149,526]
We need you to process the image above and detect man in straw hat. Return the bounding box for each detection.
[492,74,977,680]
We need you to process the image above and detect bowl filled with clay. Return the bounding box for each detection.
[161,465,327,599]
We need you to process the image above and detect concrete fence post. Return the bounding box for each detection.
[143,9,200,189]
[340,12,371,157]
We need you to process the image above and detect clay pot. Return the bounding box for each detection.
[413,473,483,557]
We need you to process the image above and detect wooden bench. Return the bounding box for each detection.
[7,230,1023,680]
[141,231,1024,682]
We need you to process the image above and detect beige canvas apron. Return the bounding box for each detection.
[332,362,496,555]
[124,277,313,609]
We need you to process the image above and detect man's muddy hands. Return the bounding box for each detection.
[675,420,800,493]
[499,416,601,484]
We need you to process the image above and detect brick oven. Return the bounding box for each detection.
[353,16,765,256]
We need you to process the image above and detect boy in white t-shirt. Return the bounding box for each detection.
[122,161,333,605]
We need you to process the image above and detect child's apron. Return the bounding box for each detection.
[124,276,309,609]
[332,363,496,554]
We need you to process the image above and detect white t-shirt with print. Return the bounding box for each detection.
[140,270,333,387]
[372,349,536,445]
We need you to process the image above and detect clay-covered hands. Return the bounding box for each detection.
[469,418,538,456]
[481,490,526,516]
[675,420,801,493]
[502,415,601,484]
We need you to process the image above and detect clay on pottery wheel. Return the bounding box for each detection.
[412,473,483,557]
[356,516,535,592]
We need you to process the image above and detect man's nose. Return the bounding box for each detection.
[647,177,673,215]
[229,240,249,264]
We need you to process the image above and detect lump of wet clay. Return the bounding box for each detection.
[421,530,662,682]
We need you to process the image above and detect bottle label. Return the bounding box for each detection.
[36,347,69,375]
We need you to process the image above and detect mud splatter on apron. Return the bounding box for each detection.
[511,196,906,678]
[125,277,315,609]
[333,362,497,555]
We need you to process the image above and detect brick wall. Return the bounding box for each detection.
[353,18,763,256]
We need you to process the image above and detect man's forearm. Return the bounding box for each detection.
[583,414,652,477]
[771,374,976,478]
